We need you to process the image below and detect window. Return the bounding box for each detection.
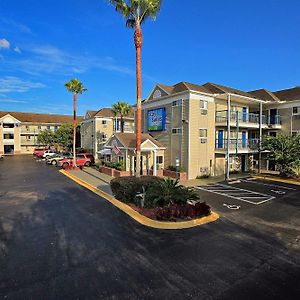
[293,106,300,115]
[199,128,207,143]
[38,126,41,130]
[27,135,31,140]
[47,125,51,130]
[54,125,58,132]
[200,100,208,110]
[172,99,182,107]
[26,125,29,131]
[4,133,14,139]
[172,128,182,134]
[156,156,163,164]
[3,123,14,128]
[200,100,208,115]
[102,120,107,125]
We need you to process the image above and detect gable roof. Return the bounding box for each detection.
[249,89,281,102]
[85,110,98,118]
[112,133,165,149]
[203,82,257,99]
[273,86,300,101]
[0,111,83,124]
[93,108,134,119]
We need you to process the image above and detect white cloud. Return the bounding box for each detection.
[0,18,32,34]
[0,98,27,103]
[0,76,45,93]
[14,46,21,54]
[0,38,10,49]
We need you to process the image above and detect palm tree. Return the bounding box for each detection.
[112,101,132,133]
[109,0,162,177]
[64,79,87,167]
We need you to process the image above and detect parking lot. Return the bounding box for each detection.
[195,177,300,213]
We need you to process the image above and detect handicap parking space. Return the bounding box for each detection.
[194,177,300,213]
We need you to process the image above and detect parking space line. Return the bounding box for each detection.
[195,183,275,205]
[240,179,297,190]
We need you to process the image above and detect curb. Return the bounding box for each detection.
[255,175,300,186]
[59,170,220,230]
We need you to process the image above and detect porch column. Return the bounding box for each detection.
[258,101,263,174]
[125,149,128,171]
[225,94,231,181]
[131,154,135,175]
[153,150,157,176]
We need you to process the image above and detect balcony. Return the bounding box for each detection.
[215,110,281,129]
[215,138,260,154]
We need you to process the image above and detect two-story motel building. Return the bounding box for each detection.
[0,111,81,155]
[137,82,300,179]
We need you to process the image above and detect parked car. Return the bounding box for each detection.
[58,153,94,168]
[42,150,57,158]
[33,148,47,158]
[46,153,72,166]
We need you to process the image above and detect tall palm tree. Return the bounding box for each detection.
[112,101,132,133]
[64,79,87,167]
[109,0,162,177]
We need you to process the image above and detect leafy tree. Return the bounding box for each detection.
[263,134,300,176]
[55,123,80,150]
[108,0,162,177]
[65,79,87,166]
[112,101,132,132]
[37,129,55,147]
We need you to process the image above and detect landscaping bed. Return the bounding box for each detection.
[110,176,211,221]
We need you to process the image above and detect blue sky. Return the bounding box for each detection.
[0,0,299,115]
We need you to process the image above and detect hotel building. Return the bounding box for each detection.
[140,82,300,179]
[0,111,82,155]
[80,108,135,159]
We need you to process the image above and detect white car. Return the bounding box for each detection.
[42,150,57,158]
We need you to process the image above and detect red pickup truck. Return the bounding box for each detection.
[58,153,95,168]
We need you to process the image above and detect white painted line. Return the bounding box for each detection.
[240,179,296,191]
[195,183,275,205]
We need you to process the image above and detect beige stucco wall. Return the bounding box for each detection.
[188,99,215,179]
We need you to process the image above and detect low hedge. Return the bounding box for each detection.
[110,176,163,203]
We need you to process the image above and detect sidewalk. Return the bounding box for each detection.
[67,167,253,193]
[68,168,113,195]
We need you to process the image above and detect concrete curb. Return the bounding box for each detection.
[59,170,220,230]
[255,175,300,186]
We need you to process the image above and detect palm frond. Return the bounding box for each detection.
[64,79,87,94]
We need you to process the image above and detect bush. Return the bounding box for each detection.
[196,174,210,179]
[144,178,200,208]
[155,202,211,221]
[104,161,125,171]
[167,165,185,172]
[110,176,163,203]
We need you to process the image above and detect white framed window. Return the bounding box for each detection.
[172,99,182,107]
[156,156,163,164]
[200,100,208,115]
[199,128,207,143]
[172,128,182,135]
[293,106,300,115]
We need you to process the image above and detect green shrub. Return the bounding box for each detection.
[144,178,200,208]
[167,165,185,172]
[110,176,163,203]
[196,174,210,179]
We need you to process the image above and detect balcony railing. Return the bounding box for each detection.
[215,110,281,126]
[215,138,260,151]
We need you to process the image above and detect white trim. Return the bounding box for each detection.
[141,139,159,149]
[0,114,21,123]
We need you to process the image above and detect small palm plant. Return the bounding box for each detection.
[108,0,162,177]
[64,79,87,167]
[112,101,132,132]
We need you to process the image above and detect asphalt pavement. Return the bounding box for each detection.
[0,155,299,299]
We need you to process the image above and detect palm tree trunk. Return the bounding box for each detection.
[134,22,143,177]
[73,93,77,167]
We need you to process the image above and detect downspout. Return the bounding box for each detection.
[225,94,231,181]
